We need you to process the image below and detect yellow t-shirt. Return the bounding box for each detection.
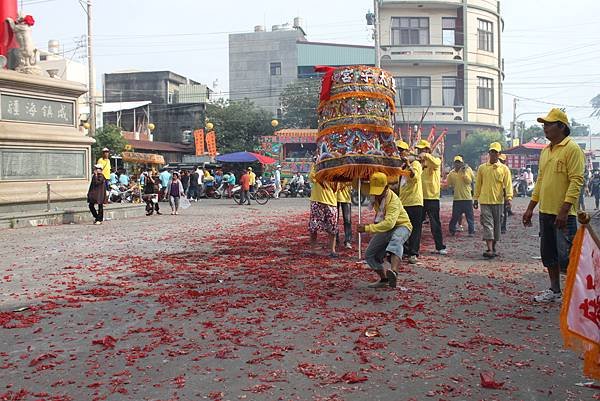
[474,162,513,205]
[96,157,111,180]
[309,168,337,206]
[399,160,423,207]
[248,172,256,186]
[420,153,441,200]
[446,167,474,201]
[336,184,352,203]
[532,136,585,216]
[365,190,413,233]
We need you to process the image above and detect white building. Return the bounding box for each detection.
[378,0,504,149]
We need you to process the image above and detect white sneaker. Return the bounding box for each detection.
[533,289,562,303]
[436,248,448,255]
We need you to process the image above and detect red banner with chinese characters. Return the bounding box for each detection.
[206,131,217,157]
[561,222,600,379]
[194,129,205,156]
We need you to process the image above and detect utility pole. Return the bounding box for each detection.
[374,0,381,68]
[511,97,518,146]
[86,0,96,136]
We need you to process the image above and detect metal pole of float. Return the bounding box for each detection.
[358,177,362,260]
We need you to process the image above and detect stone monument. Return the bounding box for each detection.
[0,11,94,206]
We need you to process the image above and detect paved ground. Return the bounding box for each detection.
[0,197,597,401]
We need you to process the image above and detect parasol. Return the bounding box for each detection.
[215,151,277,164]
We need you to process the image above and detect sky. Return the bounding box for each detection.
[20,0,600,133]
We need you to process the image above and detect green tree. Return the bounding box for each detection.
[520,124,544,143]
[206,99,273,154]
[279,78,320,129]
[451,130,505,167]
[91,124,127,164]
[571,119,590,136]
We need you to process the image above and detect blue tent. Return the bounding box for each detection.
[215,151,277,164]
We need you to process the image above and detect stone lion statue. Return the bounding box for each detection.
[6,14,40,74]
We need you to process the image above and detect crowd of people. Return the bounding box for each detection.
[308,108,585,303]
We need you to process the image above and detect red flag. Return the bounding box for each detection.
[561,222,600,379]
[206,131,217,157]
[194,129,205,156]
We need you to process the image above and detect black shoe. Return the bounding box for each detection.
[156,212,162,215]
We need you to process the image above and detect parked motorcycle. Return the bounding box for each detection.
[513,177,534,197]
[281,182,311,198]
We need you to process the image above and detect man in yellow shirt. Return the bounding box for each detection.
[523,108,585,303]
[447,155,475,236]
[336,183,353,249]
[358,172,412,289]
[396,140,424,264]
[416,139,447,254]
[474,142,513,258]
[308,166,338,256]
[247,167,256,191]
[96,147,111,180]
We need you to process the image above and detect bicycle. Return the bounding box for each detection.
[232,188,270,205]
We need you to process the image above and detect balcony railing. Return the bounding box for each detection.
[395,106,464,123]
[381,45,464,63]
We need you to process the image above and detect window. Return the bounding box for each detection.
[477,77,494,109]
[478,19,494,52]
[270,62,282,76]
[442,76,459,106]
[391,17,429,45]
[442,17,456,46]
[396,77,430,106]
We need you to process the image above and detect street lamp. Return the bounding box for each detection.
[271,119,279,128]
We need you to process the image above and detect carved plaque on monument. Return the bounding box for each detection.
[0,93,74,126]
[0,148,86,180]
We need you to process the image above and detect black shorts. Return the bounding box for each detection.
[539,212,577,270]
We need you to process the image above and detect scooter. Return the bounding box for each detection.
[513,177,534,197]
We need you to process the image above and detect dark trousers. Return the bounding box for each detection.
[423,199,445,251]
[240,190,251,205]
[145,198,160,214]
[404,205,423,257]
[89,202,103,222]
[595,193,600,209]
[336,202,352,244]
[188,186,198,200]
[449,200,475,234]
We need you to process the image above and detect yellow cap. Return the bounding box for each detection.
[395,140,409,150]
[537,108,569,127]
[369,172,388,196]
[415,139,431,149]
[453,155,463,163]
[489,142,502,152]
[498,154,507,161]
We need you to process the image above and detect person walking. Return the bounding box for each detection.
[474,142,513,258]
[447,155,475,236]
[523,108,585,302]
[181,170,190,196]
[396,140,424,264]
[158,168,171,201]
[416,139,447,254]
[274,165,282,199]
[88,164,107,225]
[358,172,413,289]
[239,170,251,205]
[166,172,185,215]
[336,183,353,249]
[142,170,161,216]
[188,169,200,201]
[308,165,338,256]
